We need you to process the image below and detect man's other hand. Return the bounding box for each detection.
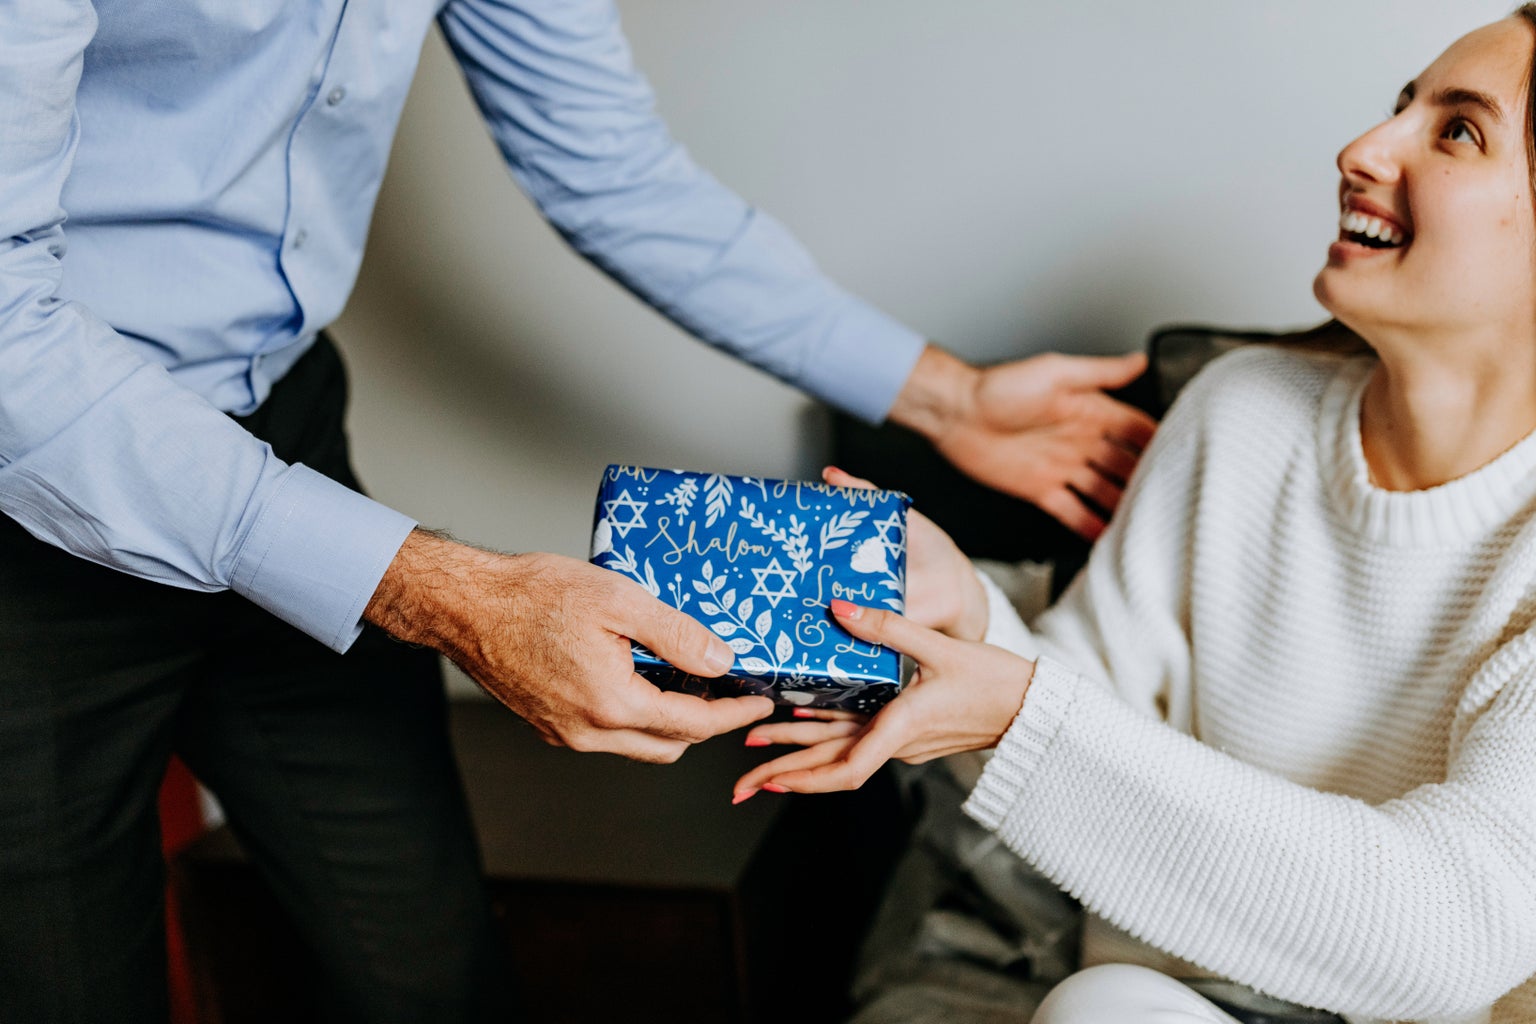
[889,345,1156,540]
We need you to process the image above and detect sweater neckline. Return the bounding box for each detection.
[1320,356,1536,546]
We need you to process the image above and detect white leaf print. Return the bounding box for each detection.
[590,519,613,558]
[775,631,794,664]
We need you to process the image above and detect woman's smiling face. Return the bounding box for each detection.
[1313,16,1536,345]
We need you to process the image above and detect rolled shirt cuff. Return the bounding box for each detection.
[796,298,928,424]
[229,463,416,652]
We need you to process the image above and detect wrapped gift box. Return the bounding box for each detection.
[590,465,911,712]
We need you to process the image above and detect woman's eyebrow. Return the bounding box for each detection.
[1431,86,1506,123]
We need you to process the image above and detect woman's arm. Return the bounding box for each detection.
[736,601,1536,1019]
[735,349,1536,1016]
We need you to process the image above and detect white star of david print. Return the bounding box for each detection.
[750,558,798,608]
[602,489,649,537]
[872,509,906,554]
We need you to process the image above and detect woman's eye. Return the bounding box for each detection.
[1444,119,1478,144]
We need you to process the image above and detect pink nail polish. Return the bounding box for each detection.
[792,708,815,719]
[744,735,771,748]
[829,599,860,620]
[761,783,790,794]
[732,789,758,805]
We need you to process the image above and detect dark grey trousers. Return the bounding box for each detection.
[0,337,511,1023]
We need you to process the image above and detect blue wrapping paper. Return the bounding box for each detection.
[590,465,911,712]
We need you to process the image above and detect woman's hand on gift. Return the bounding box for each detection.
[888,345,1156,541]
[732,599,1033,800]
[822,466,988,641]
[366,529,774,763]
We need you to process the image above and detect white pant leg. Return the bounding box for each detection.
[1032,965,1243,1024]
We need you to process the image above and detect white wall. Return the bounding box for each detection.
[331,1,1512,691]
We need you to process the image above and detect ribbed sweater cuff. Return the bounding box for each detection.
[964,655,1080,831]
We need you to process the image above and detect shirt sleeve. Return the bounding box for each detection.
[436,0,927,424]
[0,1,414,653]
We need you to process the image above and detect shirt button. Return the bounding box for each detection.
[292,229,308,249]
[326,86,347,106]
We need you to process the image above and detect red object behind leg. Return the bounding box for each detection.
[160,756,206,1024]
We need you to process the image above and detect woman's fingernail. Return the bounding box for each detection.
[744,735,771,747]
[829,599,860,620]
[732,789,758,805]
[792,708,816,719]
[761,783,790,794]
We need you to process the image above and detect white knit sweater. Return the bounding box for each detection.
[965,346,1536,1023]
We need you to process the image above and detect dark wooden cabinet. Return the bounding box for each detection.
[173,699,906,1023]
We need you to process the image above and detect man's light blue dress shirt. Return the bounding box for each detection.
[0,0,925,651]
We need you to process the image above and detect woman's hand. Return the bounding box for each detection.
[822,466,989,642]
[732,599,1034,801]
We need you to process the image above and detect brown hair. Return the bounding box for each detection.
[1518,4,1536,196]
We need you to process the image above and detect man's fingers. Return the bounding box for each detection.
[827,600,954,665]
[1090,439,1140,485]
[625,597,735,678]
[636,685,774,742]
[1071,470,1123,518]
[547,723,690,763]
[1052,350,1149,391]
[1098,398,1158,453]
[1034,487,1106,541]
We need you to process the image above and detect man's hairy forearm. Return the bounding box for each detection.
[363,528,503,655]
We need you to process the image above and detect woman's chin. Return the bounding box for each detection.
[1311,270,1346,319]
[1311,278,1378,343]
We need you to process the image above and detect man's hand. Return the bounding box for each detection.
[888,345,1157,540]
[365,530,774,763]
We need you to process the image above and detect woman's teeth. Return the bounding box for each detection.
[1339,210,1405,248]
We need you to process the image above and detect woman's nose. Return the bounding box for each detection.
[1337,118,1402,184]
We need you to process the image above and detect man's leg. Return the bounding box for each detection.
[0,332,508,1022]
[172,334,512,1021]
[174,616,512,1022]
[0,514,211,1024]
